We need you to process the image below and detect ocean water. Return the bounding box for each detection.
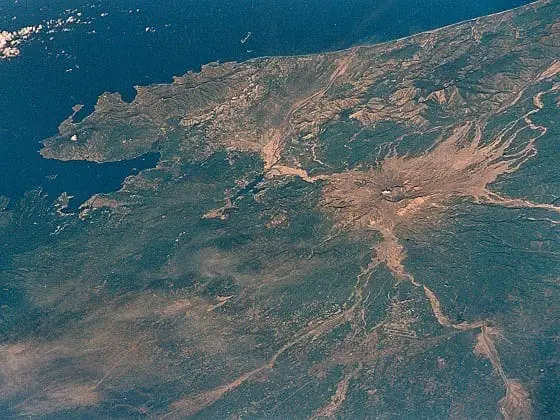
[0,0,534,209]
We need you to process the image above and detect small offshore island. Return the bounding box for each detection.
[2,0,560,417]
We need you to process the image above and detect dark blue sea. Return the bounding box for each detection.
[0,0,534,209]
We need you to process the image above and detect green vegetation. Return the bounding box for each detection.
[2,0,559,417]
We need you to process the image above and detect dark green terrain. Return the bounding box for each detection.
[1,0,560,418]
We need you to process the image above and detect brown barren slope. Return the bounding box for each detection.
[6,0,558,418]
